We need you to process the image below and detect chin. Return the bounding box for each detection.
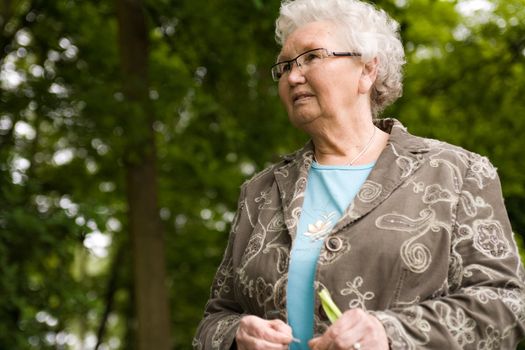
[288,112,320,130]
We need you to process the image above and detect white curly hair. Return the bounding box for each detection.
[275,0,405,116]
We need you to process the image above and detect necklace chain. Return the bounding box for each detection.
[348,126,376,165]
[314,127,377,166]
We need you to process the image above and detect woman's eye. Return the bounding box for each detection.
[282,63,292,72]
[304,53,321,62]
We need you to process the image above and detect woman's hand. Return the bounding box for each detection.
[308,309,389,350]
[235,315,293,350]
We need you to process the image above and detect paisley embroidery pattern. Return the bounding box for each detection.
[263,229,290,274]
[411,180,425,193]
[459,190,480,217]
[377,209,434,273]
[211,315,240,349]
[423,184,455,204]
[473,219,511,259]
[287,206,302,231]
[477,325,503,350]
[499,289,525,323]
[239,221,266,269]
[214,256,234,297]
[266,211,286,232]
[467,154,497,189]
[273,275,288,313]
[255,276,275,306]
[255,188,274,209]
[395,154,418,178]
[373,312,419,350]
[463,287,499,304]
[341,276,375,310]
[399,306,431,340]
[433,302,476,346]
[357,180,383,203]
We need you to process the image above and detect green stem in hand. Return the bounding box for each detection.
[318,288,342,324]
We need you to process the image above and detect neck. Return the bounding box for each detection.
[311,119,387,166]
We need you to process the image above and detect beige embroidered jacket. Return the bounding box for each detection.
[194,119,525,349]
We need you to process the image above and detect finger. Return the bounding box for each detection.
[334,308,365,329]
[308,331,332,350]
[269,319,293,336]
[329,308,372,339]
[330,328,363,350]
[264,324,293,344]
[308,337,321,350]
[239,334,290,350]
[237,316,290,346]
[253,338,290,350]
[350,313,389,348]
[239,319,290,345]
[311,309,369,350]
[337,309,384,338]
[332,311,389,350]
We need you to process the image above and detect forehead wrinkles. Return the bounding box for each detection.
[278,42,317,62]
[277,23,337,61]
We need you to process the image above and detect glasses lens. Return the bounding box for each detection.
[271,65,282,81]
[271,48,327,81]
[297,48,325,66]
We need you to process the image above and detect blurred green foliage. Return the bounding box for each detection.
[1,0,524,348]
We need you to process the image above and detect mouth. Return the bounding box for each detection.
[292,92,314,103]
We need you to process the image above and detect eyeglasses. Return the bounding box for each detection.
[270,48,362,82]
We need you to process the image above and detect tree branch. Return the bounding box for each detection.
[94,245,125,350]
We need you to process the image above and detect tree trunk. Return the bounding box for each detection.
[115,0,172,349]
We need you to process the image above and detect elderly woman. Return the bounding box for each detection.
[194,0,525,349]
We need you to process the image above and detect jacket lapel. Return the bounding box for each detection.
[332,118,430,233]
[273,141,315,240]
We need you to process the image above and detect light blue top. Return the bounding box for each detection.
[287,161,374,349]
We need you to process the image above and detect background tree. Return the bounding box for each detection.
[115,0,172,348]
[1,0,524,349]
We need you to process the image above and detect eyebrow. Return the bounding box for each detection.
[277,43,320,63]
[276,53,290,63]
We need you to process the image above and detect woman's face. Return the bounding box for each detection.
[277,21,372,130]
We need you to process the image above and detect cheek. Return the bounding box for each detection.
[278,84,291,107]
[311,80,336,105]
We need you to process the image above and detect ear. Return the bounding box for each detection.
[358,57,379,94]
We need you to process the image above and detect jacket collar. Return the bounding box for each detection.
[333,118,429,232]
[273,118,430,238]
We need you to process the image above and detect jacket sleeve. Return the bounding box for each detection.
[373,155,525,349]
[193,185,249,350]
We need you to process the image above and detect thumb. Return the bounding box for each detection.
[308,337,320,349]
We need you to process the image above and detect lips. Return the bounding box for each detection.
[292,91,314,103]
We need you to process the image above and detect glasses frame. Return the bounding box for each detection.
[270,48,362,82]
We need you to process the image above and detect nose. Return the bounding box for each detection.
[286,61,306,85]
